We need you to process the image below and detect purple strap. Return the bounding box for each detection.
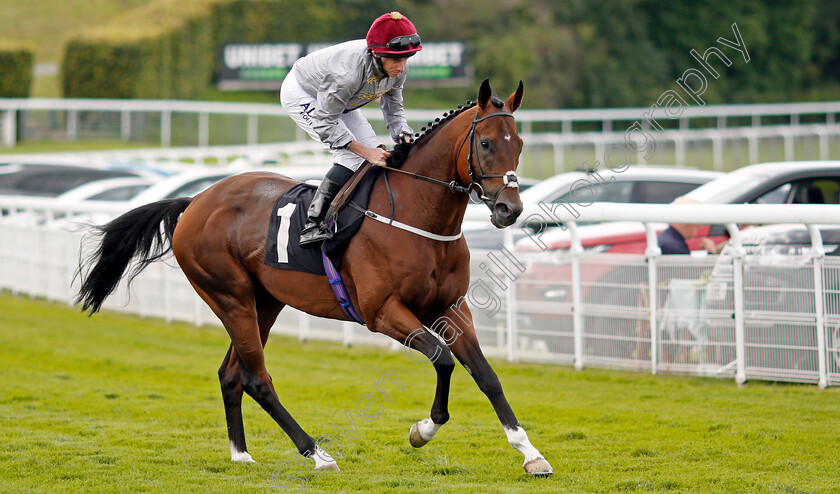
[321,252,365,325]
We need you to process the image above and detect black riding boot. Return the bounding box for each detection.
[299,170,349,249]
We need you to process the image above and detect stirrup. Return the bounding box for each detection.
[299,224,333,249]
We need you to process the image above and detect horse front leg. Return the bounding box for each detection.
[443,305,553,476]
[372,300,455,448]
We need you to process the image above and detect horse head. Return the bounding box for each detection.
[457,78,525,228]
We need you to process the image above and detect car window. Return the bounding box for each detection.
[89,184,151,201]
[552,180,634,205]
[12,170,134,196]
[753,178,840,204]
[164,175,230,199]
[753,183,790,204]
[793,178,840,204]
[633,181,703,203]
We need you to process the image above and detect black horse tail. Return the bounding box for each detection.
[76,197,192,314]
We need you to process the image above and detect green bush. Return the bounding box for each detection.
[62,0,345,99]
[0,44,33,98]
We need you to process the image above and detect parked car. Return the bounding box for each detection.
[0,163,153,197]
[127,164,330,207]
[464,165,722,249]
[501,161,840,360]
[56,177,159,202]
[701,223,840,375]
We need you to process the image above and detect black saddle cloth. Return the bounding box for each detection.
[263,167,382,275]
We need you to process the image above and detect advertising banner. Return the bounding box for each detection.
[219,42,470,91]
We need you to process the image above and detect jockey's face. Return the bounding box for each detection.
[380,57,408,78]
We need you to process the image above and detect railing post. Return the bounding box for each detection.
[727,223,747,385]
[161,110,171,147]
[808,225,828,388]
[342,321,354,347]
[712,136,723,172]
[121,109,131,141]
[67,109,78,141]
[645,223,661,374]
[504,227,519,363]
[1,109,16,148]
[299,310,310,342]
[569,222,585,370]
[248,113,258,145]
[199,112,209,147]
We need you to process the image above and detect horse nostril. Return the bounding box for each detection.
[494,202,511,217]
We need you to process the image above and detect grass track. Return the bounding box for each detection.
[1,293,839,493]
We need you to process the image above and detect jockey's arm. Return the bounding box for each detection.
[348,140,390,167]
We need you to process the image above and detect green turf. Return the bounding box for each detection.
[1,293,839,493]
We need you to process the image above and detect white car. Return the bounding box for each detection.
[126,164,331,207]
[463,165,723,249]
[56,177,160,202]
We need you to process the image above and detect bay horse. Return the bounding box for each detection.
[77,79,553,476]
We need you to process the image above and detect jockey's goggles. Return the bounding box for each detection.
[371,34,422,52]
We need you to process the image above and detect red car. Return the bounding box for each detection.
[490,161,840,361]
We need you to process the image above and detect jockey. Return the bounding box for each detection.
[280,11,422,249]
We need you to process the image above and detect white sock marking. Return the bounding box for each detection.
[504,426,543,465]
[230,441,255,462]
[417,417,443,441]
[312,445,338,469]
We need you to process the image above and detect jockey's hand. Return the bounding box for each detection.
[397,132,413,144]
[366,146,391,167]
[348,141,390,167]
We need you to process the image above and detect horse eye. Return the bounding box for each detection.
[480,139,491,150]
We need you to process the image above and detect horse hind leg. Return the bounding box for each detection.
[191,276,338,470]
[219,343,254,462]
[219,291,285,462]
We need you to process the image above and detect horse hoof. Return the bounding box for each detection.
[231,452,256,463]
[409,422,429,448]
[524,457,553,476]
[316,462,340,472]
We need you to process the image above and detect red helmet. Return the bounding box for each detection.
[366,12,422,58]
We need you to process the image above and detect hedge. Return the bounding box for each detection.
[0,44,33,98]
[62,0,344,99]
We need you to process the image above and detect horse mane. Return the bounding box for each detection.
[386,96,505,169]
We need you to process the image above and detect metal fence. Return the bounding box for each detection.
[2,198,839,387]
[4,99,840,175]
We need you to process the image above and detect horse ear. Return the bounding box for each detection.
[477,78,492,110]
[505,80,524,112]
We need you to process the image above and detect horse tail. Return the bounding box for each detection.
[76,197,192,314]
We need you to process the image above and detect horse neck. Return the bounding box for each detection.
[389,124,471,234]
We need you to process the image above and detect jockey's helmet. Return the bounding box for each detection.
[366,12,422,58]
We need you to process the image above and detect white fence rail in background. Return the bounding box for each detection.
[2,198,840,387]
[3,99,840,174]
[0,141,335,169]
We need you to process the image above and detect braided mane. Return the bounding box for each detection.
[386,96,505,169]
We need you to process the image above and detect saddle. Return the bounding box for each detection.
[264,162,382,275]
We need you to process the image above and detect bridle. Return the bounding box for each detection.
[382,108,520,208]
[458,109,519,207]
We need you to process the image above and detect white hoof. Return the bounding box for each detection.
[231,451,256,463]
[315,462,340,472]
[312,445,340,472]
[523,457,553,476]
